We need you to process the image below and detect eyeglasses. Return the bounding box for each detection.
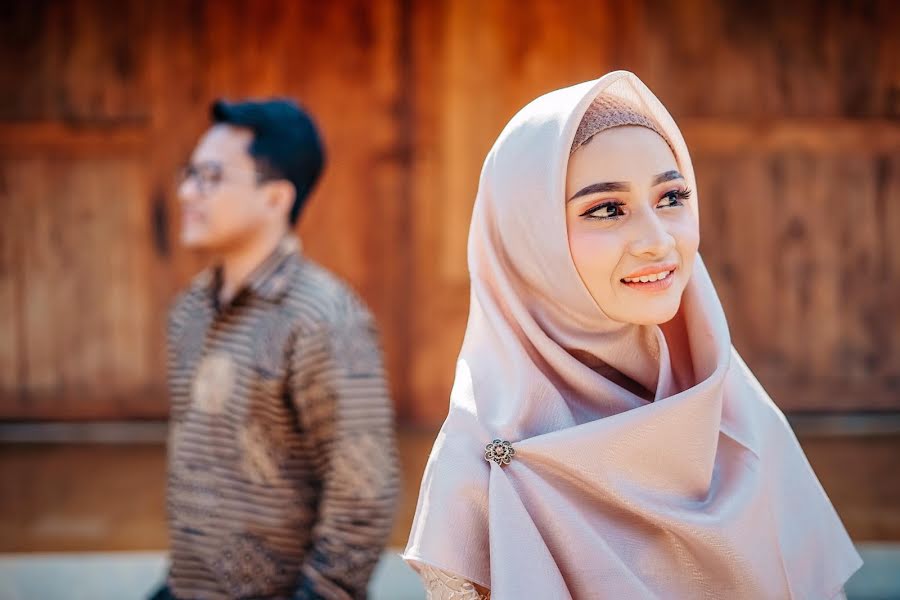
[177,161,269,196]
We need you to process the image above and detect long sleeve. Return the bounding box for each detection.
[289,307,400,600]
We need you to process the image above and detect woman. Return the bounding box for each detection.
[403,71,861,599]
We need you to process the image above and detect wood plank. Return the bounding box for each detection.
[698,150,900,411]
[0,388,167,421]
[0,122,148,157]
[0,163,25,400]
[2,118,894,159]
[632,0,900,119]
[0,157,162,419]
[680,119,900,156]
[0,0,152,122]
[1,429,897,552]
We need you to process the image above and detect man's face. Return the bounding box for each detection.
[177,124,274,251]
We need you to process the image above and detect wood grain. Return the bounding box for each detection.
[2,430,897,551]
[0,0,897,423]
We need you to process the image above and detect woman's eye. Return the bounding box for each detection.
[657,188,691,209]
[582,201,625,220]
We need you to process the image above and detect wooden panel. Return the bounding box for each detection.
[0,157,163,418]
[0,122,148,158]
[698,152,900,410]
[0,443,168,552]
[632,0,900,118]
[0,165,25,400]
[2,430,898,551]
[0,0,897,424]
[679,119,900,156]
[0,0,152,122]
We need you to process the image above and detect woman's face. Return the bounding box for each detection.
[565,126,699,325]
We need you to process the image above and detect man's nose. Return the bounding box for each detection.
[177,177,201,203]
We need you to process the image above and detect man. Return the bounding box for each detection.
[151,99,399,600]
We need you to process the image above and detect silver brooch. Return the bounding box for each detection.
[484,439,516,466]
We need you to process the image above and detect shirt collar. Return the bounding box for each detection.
[194,235,301,306]
[241,234,301,301]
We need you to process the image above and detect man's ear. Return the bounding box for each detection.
[265,180,296,221]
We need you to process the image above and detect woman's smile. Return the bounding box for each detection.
[620,263,677,292]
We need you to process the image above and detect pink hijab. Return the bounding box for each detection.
[403,71,861,598]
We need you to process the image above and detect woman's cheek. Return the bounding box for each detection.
[572,230,620,287]
[671,217,700,256]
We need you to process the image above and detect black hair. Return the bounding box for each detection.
[211,98,325,225]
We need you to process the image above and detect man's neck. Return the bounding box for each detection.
[216,228,288,305]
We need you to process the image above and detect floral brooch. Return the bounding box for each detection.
[484,439,516,466]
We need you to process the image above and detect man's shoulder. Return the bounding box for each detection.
[167,269,212,325]
[283,257,375,335]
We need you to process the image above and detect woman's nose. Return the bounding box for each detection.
[627,210,674,258]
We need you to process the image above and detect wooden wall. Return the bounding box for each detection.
[1,0,898,426]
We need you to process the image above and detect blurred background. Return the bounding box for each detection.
[0,0,898,598]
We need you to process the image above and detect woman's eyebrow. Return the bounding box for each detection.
[652,170,683,186]
[568,181,629,202]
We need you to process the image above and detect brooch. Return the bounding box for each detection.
[484,439,516,466]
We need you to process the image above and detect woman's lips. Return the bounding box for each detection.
[620,267,676,292]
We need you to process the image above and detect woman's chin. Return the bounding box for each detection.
[608,296,682,326]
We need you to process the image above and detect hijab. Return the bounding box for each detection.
[403,70,861,599]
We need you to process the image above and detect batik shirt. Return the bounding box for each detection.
[166,236,399,599]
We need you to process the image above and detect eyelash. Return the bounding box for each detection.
[580,187,692,221]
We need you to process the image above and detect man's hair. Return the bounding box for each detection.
[211,98,325,225]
